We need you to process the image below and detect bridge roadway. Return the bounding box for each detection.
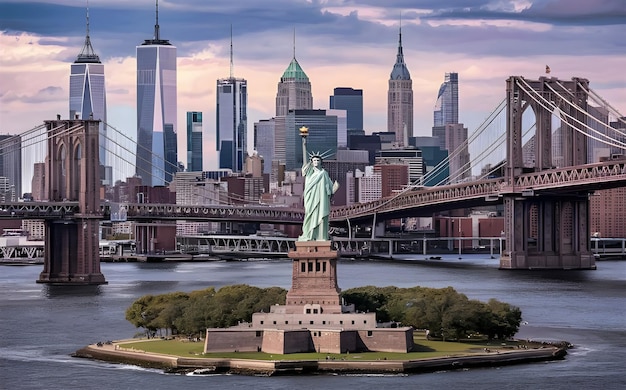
[1,160,625,223]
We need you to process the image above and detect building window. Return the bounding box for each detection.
[256,331,262,337]
[310,320,314,325]
[301,262,306,272]
[308,262,313,272]
[313,309,318,314]
[316,261,321,272]
[323,261,327,272]
[339,321,343,325]
[260,321,264,325]
[306,308,311,314]
[299,321,302,325]
[364,320,367,324]
[273,321,277,325]
[351,321,355,325]
[367,330,373,337]
[285,321,289,325]
[322,321,326,324]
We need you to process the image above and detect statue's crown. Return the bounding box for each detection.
[309,149,333,161]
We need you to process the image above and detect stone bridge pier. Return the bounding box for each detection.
[37,119,106,285]
[502,76,595,270]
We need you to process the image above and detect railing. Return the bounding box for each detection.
[2,161,625,223]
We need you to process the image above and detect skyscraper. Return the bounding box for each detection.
[330,87,363,131]
[186,111,203,172]
[433,72,459,127]
[387,26,413,147]
[274,41,313,165]
[432,72,467,183]
[216,77,247,172]
[284,109,339,171]
[136,1,177,186]
[0,135,21,201]
[69,6,107,177]
[275,50,313,116]
[253,118,275,175]
[217,30,247,173]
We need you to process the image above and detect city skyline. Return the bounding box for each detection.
[1,0,625,178]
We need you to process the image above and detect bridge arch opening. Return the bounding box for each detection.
[72,141,82,200]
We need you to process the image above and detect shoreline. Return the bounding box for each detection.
[73,341,568,376]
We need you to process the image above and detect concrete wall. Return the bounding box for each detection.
[311,329,361,354]
[262,329,313,354]
[357,328,414,353]
[204,329,263,353]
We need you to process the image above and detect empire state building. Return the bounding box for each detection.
[387,27,413,147]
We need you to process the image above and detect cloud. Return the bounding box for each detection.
[0,0,624,182]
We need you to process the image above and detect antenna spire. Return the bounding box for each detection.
[230,25,234,78]
[293,27,296,58]
[86,0,90,39]
[399,11,403,49]
[76,0,100,63]
[154,0,160,41]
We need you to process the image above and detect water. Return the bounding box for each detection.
[1,255,625,389]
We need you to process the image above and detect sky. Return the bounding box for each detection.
[1,0,625,183]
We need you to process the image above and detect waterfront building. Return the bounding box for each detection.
[330,87,363,131]
[69,6,109,183]
[186,111,203,172]
[591,154,626,238]
[387,26,413,146]
[433,72,459,127]
[0,135,21,201]
[136,1,177,186]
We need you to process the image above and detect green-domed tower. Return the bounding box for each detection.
[275,45,313,116]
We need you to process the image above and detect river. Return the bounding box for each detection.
[1,254,624,389]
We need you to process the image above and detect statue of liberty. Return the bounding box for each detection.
[298,127,339,241]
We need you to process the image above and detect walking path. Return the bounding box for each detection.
[73,340,567,376]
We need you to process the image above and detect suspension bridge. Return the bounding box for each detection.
[0,76,625,283]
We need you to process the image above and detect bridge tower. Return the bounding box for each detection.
[38,118,107,284]
[501,76,594,269]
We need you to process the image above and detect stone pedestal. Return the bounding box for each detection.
[285,241,341,314]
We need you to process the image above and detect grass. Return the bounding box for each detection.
[118,332,524,361]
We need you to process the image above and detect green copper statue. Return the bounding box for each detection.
[298,127,339,241]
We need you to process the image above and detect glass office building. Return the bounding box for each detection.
[186,111,203,172]
[69,8,107,174]
[285,109,339,171]
[216,78,247,172]
[136,4,177,186]
[433,72,459,127]
[330,87,363,131]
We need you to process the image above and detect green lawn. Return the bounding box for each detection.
[118,333,522,361]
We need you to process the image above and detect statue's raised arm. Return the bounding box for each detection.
[298,127,338,241]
